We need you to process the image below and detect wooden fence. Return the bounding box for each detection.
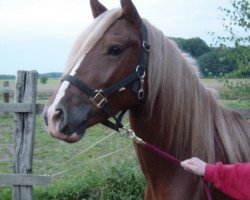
[0,71,50,200]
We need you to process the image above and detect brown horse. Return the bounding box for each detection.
[43,0,250,199]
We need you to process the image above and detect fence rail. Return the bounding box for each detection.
[0,174,51,186]
[0,103,44,114]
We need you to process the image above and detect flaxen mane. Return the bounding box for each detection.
[144,19,250,163]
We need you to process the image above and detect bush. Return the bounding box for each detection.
[198,48,237,77]
[219,79,250,99]
[1,163,144,200]
[40,76,48,84]
[34,173,101,200]
[102,164,145,200]
[31,162,145,200]
[173,37,211,58]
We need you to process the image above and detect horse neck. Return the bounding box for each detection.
[129,75,215,160]
[129,98,206,199]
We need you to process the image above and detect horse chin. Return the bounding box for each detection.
[64,133,84,143]
[49,127,86,143]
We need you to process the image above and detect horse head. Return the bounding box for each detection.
[43,0,148,143]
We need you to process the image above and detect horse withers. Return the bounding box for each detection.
[43,0,250,199]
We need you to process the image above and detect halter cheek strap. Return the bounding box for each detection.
[61,21,150,133]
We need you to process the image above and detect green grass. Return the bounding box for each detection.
[220,99,250,109]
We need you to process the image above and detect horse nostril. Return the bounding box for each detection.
[53,104,73,135]
[55,106,68,133]
[54,108,63,120]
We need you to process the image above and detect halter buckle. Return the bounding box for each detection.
[90,90,107,108]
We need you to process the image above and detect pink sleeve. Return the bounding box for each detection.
[204,162,250,200]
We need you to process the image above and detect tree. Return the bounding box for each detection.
[198,48,237,77]
[173,37,210,58]
[218,0,249,45]
[212,0,250,97]
[213,0,250,78]
[40,76,48,84]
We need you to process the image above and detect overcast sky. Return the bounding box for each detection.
[0,0,229,75]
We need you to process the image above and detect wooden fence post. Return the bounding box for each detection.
[0,71,50,200]
[12,71,38,200]
[3,81,9,103]
[3,81,10,115]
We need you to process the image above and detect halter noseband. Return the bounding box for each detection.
[61,21,150,134]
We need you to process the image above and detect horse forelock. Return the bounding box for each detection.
[63,8,123,76]
[143,19,250,163]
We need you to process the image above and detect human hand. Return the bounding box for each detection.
[180,157,206,176]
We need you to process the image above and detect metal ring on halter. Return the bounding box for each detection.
[138,89,145,100]
[136,66,145,79]
[143,41,151,53]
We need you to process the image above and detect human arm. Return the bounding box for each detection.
[181,157,250,200]
[204,162,250,200]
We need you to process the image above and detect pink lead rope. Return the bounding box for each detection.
[119,128,212,200]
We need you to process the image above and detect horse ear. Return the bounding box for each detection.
[120,0,142,27]
[90,0,108,18]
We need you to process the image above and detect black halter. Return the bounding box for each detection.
[61,22,150,133]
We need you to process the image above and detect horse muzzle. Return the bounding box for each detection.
[43,103,91,143]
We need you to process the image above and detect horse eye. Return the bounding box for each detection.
[107,45,124,56]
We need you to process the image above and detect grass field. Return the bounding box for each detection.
[0,78,249,199]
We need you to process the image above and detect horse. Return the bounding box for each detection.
[43,0,250,199]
